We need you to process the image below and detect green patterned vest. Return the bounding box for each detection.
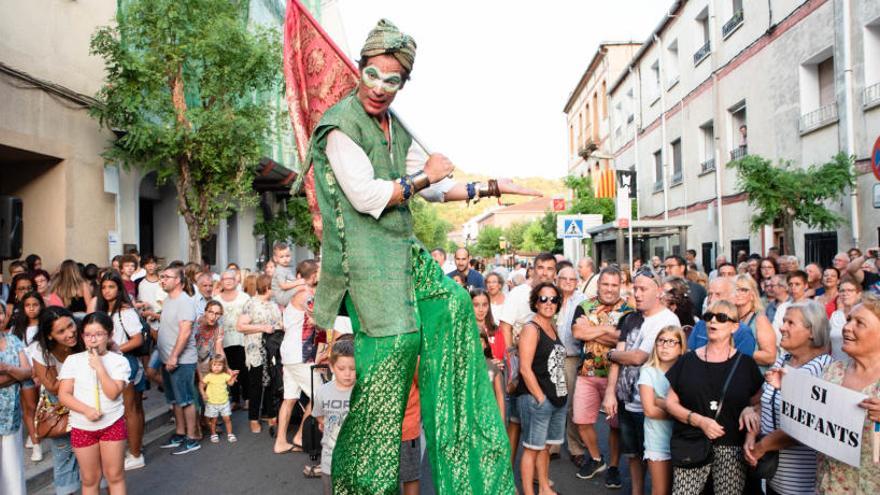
[307,92,420,337]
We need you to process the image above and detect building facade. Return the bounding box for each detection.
[564,42,641,188]
[0,0,321,276]
[607,0,880,269]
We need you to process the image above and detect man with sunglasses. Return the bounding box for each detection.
[602,272,679,495]
[686,277,756,354]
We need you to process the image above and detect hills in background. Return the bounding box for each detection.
[433,171,567,230]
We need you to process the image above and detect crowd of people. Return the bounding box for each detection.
[1,243,879,495]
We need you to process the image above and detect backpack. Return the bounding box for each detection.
[302,364,329,461]
[117,310,153,357]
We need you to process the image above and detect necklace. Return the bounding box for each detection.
[703,346,733,412]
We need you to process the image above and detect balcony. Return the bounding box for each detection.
[693,41,711,66]
[722,10,744,39]
[799,103,838,135]
[864,82,880,111]
[729,145,748,162]
[700,158,716,175]
[667,75,680,90]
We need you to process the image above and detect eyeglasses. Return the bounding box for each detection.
[702,312,736,323]
[83,332,108,340]
[537,295,561,305]
[656,338,681,348]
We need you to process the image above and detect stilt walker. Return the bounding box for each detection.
[301,19,541,495]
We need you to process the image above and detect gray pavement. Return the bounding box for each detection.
[118,409,635,494]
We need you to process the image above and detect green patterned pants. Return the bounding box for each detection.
[332,248,515,494]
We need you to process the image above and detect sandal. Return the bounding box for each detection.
[303,464,322,478]
[210,434,219,443]
[227,434,237,443]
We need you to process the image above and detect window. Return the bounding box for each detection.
[650,60,661,104]
[798,48,838,134]
[730,239,750,260]
[804,232,838,268]
[729,102,747,161]
[666,39,680,88]
[601,82,608,119]
[865,19,880,108]
[569,124,575,156]
[700,121,715,173]
[722,0,745,38]
[592,92,600,141]
[626,88,635,123]
[670,139,683,184]
[653,149,663,192]
[694,7,711,65]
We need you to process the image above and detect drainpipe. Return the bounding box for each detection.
[841,0,859,247]
[655,34,670,224]
[709,0,725,258]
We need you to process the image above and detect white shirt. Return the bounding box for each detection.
[281,304,306,365]
[333,316,353,336]
[579,273,599,300]
[499,283,534,344]
[558,292,587,356]
[110,308,143,348]
[325,130,456,219]
[828,309,848,362]
[58,350,130,430]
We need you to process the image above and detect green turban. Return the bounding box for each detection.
[360,19,417,73]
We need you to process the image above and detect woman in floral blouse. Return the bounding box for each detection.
[816,294,880,494]
[236,274,282,433]
[0,303,33,494]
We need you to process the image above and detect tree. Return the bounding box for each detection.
[522,217,557,253]
[411,197,452,251]
[474,226,504,258]
[504,222,528,252]
[564,175,616,222]
[90,0,282,262]
[731,153,856,257]
[253,196,320,254]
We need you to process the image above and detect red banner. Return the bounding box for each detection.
[283,0,359,240]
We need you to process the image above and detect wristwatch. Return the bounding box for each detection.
[606,350,615,363]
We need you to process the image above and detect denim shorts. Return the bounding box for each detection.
[124,354,147,393]
[204,401,232,418]
[619,408,646,457]
[506,392,520,424]
[517,394,565,450]
[161,363,197,407]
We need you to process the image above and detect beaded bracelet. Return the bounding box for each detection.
[399,177,413,201]
[466,182,477,201]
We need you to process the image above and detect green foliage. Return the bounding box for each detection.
[504,222,528,252]
[563,175,615,223]
[474,226,504,258]
[411,197,452,250]
[89,0,283,260]
[253,197,320,254]
[731,152,856,256]
[522,214,558,253]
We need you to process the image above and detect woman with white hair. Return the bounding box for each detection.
[741,300,832,494]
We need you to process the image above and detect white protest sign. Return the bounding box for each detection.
[780,365,867,468]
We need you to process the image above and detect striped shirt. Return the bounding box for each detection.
[759,352,832,495]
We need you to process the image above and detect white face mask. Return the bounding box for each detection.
[361,65,403,93]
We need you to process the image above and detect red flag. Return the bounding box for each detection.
[284,0,359,240]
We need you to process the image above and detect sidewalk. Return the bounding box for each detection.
[26,389,174,494]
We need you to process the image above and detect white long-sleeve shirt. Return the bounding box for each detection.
[325,130,456,219]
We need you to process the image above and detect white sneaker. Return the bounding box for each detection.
[124,453,146,471]
[25,437,34,449]
[31,443,43,462]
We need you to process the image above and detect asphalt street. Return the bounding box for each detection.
[121,408,634,494]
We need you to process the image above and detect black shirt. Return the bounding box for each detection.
[687,280,707,314]
[515,321,568,407]
[666,350,763,446]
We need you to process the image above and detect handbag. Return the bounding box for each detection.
[302,364,329,461]
[671,352,743,468]
[34,392,70,440]
[752,389,781,479]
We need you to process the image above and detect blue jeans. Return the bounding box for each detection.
[124,354,147,393]
[517,394,565,450]
[161,363,196,407]
[50,432,80,495]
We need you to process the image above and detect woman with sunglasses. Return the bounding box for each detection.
[732,275,777,368]
[515,282,567,495]
[664,300,764,495]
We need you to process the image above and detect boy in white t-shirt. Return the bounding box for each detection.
[311,339,355,494]
[57,312,130,495]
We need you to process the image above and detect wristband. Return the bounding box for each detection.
[466,182,477,201]
[398,177,412,201]
[687,411,694,426]
[411,171,430,192]
[606,350,615,363]
[477,182,490,198]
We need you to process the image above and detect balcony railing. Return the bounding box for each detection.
[799,103,838,135]
[864,82,880,110]
[693,41,711,66]
[729,145,748,162]
[700,158,716,174]
[667,75,680,89]
[722,10,744,38]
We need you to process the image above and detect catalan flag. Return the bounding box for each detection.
[595,166,617,198]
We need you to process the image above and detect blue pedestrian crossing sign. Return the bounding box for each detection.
[563,219,584,239]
